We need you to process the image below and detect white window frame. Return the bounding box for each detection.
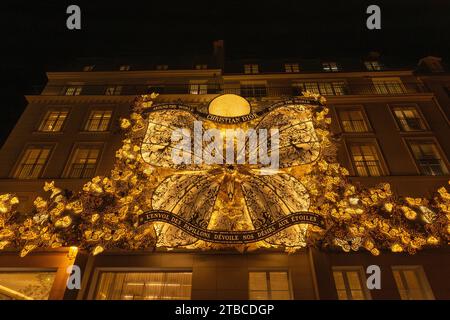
[392,266,435,300]
[248,270,293,300]
[332,266,372,300]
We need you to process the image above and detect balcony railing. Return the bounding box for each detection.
[36,82,429,97]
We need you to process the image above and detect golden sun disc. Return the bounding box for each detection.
[208,94,251,117]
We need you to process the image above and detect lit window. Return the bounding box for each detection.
[189,82,208,95]
[38,110,68,132]
[14,146,52,179]
[392,266,434,300]
[119,65,130,71]
[94,271,192,300]
[364,61,383,71]
[64,86,82,96]
[244,64,259,74]
[284,63,300,73]
[66,145,101,178]
[372,78,405,94]
[349,143,383,176]
[83,65,95,71]
[0,270,56,300]
[392,106,426,131]
[105,85,122,95]
[249,271,291,300]
[333,267,370,300]
[240,83,267,97]
[195,64,207,70]
[408,141,448,175]
[338,109,369,132]
[293,82,347,96]
[322,61,339,72]
[84,110,112,131]
[156,65,168,70]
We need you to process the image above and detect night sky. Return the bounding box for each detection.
[1,0,449,146]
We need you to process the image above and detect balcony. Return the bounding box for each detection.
[36,82,429,97]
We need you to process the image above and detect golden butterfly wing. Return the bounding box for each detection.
[249,104,321,169]
[151,171,223,247]
[141,109,204,170]
[240,172,310,247]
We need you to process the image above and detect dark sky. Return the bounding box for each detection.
[1,0,449,146]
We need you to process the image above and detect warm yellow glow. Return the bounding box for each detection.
[208,94,251,117]
[68,246,78,260]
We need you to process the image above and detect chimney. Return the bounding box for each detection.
[213,40,225,70]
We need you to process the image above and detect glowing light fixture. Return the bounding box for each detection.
[208,94,251,117]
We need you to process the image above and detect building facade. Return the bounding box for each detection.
[0,45,449,300]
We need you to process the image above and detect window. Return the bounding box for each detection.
[408,141,448,175]
[333,267,370,300]
[338,109,369,132]
[94,271,192,300]
[349,143,383,176]
[392,106,427,131]
[244,64,259,74]
[322,61,339,72]
[364,61,384,71]
[119,65,130,71]
[66,145,101,178]
[195,64,207,70]
[83,65,95,71]
[38,109,68,132]
[392,266,434,300]
[64,86,82,96]
[84,110,112,131]
[293,82,347,96]
[284,63,300,73]
[156,65,168,70]
[372,78,405,94]
[240,83,267,97]
[0,270,56,300]
[189,82,208,95]
[249,271,291,300]
[105,85,122,95]
[14,145,52,179]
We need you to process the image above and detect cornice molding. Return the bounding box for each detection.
[25,95,136,104]
[223,70,415,81]
[46,69,223,81]
[326,93,435,104]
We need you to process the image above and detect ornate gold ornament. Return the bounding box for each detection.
[0,93,448,256]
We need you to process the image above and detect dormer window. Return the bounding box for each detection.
[156,65,168,70]
[364,61,384,71]
[119,65,130,71]
[322,62,339,72]
[244,64,259,74]
[284,63,300,73]
[83,65,95,72]
[195,64,207,70]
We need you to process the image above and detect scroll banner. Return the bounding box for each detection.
[146,98,323,124]
[138,210,325,244]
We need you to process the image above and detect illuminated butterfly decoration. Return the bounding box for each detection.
[140,95,323,248]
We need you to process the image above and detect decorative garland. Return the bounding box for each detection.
[0,93,448,257]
